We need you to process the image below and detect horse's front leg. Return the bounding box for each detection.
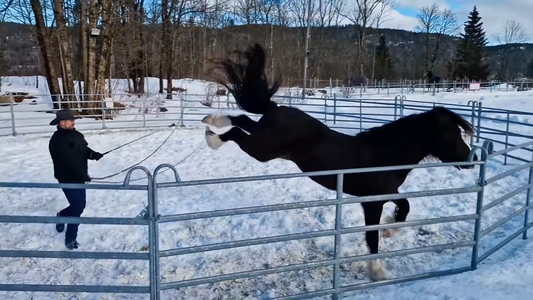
[202,114,258,134]
[205,127,280,162]
[383,198,410,238]
[362,201,387,281]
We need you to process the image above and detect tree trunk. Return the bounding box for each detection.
[95,0,113,116]
[86,0,100,113]
[30,0,61,109]
[53,0,76,108]
[80,0,88,105]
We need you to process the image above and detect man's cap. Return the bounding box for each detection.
[49,109,81,126]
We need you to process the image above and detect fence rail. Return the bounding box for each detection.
[3,91,533,159]
[0,137,532,299]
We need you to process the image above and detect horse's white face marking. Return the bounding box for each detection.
[202,115,232,128]
[205,127,225,150]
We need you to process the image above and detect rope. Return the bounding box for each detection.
[90,134,204,184]
[90,125,179,181]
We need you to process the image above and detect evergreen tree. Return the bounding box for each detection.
[448,6,490,80]
[374,35,394,80]
[527,60,533,78]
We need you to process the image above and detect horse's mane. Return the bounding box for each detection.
[356,106,475,141]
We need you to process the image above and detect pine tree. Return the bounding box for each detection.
[527,60,533,78]
[448,6,490,80]
[374,35,394,80]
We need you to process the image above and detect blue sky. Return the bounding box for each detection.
[383,0,533,45]
[1,0,531,45]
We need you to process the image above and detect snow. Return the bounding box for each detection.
[0,76,532,299]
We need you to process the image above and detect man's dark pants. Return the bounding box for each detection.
[59,188,86,241]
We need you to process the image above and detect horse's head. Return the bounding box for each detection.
[426,107,477,169]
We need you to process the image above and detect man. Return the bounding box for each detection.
[48,109,104,250]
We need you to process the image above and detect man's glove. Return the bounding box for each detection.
[91,152,104,161]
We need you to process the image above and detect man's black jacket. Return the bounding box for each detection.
[49,126,98,183]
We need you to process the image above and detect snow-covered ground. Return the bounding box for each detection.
[0,76,532,299]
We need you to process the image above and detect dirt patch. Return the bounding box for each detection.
[0,95,11,105]
[0,92,37,105]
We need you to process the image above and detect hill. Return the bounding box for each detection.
[1,22,532,82]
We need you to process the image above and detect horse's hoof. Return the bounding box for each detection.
[201,115,212,124]
[367,260,387,281]
[205,126,224,150]
[383,215,400,238]
[202,115,231,128]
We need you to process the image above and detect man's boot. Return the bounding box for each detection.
[55,213,64,233]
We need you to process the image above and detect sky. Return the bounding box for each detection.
[381,0,533,45]
[1,0,532,46]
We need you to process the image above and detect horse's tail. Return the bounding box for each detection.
[209,43,279,115]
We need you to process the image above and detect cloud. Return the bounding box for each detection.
[398,0,451,10]
[380,8,419,31]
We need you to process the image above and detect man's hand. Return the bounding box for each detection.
[91,152,104,161]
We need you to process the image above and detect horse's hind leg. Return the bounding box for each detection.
[202,114,258,133]
[202,114,233,128]
[383,198,410,238]
[205,127,281,162]
[362,201,387,281]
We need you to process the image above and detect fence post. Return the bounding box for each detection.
[523,145,533,239]
[471,142,489,270]
[9,94,16,136]
[333,94,337,124]
[101,98,106,129]
[359,97,362,131]
[476,102,483,143]
[390,95,394,120]
[504,112,510,165]
[179,94,185,127]
[400,95,406,118]
[147,171,161,300]
[141,97,146,128]
[121,166,158,299]
[332,173,344,300]
[324,96,328,124]
[467,101,477,147]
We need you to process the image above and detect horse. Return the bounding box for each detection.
[425,71,441,84]
[201,44,477,281]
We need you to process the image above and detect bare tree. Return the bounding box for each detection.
[416,3,458,74]
[315,0,345,27]
[495,20,528,45]
[30,0,62,108]
[52,0,76,107]
[340,0,385,77]
[494,20,529,81]
[234,0,258,24]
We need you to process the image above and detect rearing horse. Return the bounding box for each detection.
[201,44,476,281]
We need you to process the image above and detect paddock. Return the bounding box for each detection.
[0,88,532,299]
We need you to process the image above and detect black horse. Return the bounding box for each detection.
[202,44,476,281]
[425,71,441,84]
